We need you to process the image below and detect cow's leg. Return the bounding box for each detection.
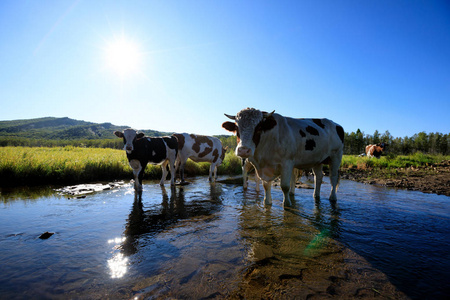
[280,167,294,206]
[213,165,218,182]
[255,173,261,192]
[160,160,169,186]
[178,156,187,183]
[129,159,143,191]
[242,159,249,190]
[168,157,176,187]
[289,169,301,195]
[263,180,273,205]
[253,167,261,192]
[329,152,343,201]
[174,156,180,181]
[208,164,213,182]
[312,164,323,200]
[138,162,147,191]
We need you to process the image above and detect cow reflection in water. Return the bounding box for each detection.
[121,185,223,256]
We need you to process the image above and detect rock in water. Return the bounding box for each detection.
[39,232,54,239]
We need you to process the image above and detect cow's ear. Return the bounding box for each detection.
[136,132,145,139]
[114,131,124,138]
[222,121,238,133]
[261,116,277,131]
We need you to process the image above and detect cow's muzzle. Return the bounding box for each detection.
[237,146,252,158]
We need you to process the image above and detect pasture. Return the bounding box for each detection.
[0,146,242,186]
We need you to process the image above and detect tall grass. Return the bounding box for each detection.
[0,147,243,187]
[0,146,132,186]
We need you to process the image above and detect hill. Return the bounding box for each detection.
[0,117,172,146]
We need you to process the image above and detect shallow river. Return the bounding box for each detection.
[0,176,449,299]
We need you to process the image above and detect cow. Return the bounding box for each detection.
[222,108,344,206]
[173,133,227,183]
[242,150,303,194]
[242,158,261,192]
[114,129,178,191]
[366,143,386,158]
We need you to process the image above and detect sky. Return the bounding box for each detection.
[1,0,449,138]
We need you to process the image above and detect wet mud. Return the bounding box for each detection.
[341,160,450,196]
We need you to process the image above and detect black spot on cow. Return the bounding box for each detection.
[305,139,316,151]
[299,130,306,137]
[336,125,344,143]
[146,138,167,163]
[313,119,325,129]
[163,136,178,150]
[253,115,277,147]
[306,126,319,136]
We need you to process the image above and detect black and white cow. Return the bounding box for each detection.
[114,129,178,191]
[222,108,344,205]
[173,133,227,183]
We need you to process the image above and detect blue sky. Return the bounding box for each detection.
[1,0,449,138]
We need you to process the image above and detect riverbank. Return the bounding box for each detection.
[1,147,449,197]
[341,160,450,196]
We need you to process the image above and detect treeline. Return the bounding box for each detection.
[344,130,450,155]
[1,130,449,156]
[0,137,124,149]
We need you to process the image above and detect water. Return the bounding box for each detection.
[0,177,449,299]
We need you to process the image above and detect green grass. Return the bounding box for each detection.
[0,146,131,186]
[0,146,243,186]
[341,153,449,170]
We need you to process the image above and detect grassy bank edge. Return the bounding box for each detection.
[1,146,448,187]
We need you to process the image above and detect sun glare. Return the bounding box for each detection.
[104,35,142,78]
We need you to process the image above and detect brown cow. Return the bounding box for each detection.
[366,143,386,158]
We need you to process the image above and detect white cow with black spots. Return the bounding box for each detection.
[222,108,344,206]
[173,133,227,183]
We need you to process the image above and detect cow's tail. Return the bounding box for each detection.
[337,169,341,190]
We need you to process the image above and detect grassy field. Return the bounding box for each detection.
[0,146,448,187]
[0,146,242,186]
[341,152,450,170]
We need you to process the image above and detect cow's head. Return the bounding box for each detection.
[114,128,145,154]
[222,108,277,158]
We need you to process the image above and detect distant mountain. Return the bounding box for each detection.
[0,117,171,140]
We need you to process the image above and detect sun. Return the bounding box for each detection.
[104,34,142,78]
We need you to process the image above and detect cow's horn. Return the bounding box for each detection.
[224,113,236,120]
[263,110,275,118]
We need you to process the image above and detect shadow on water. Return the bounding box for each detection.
[122,184,223,257]
[283,180,450,300]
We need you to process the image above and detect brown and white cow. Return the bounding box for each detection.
[366,143,386,158]
[222,108,344,205]
[173,133,227,183]
[114,129,178,191]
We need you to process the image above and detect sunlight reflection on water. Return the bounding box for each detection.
[108,236,128,278]
[108,252,129,278]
